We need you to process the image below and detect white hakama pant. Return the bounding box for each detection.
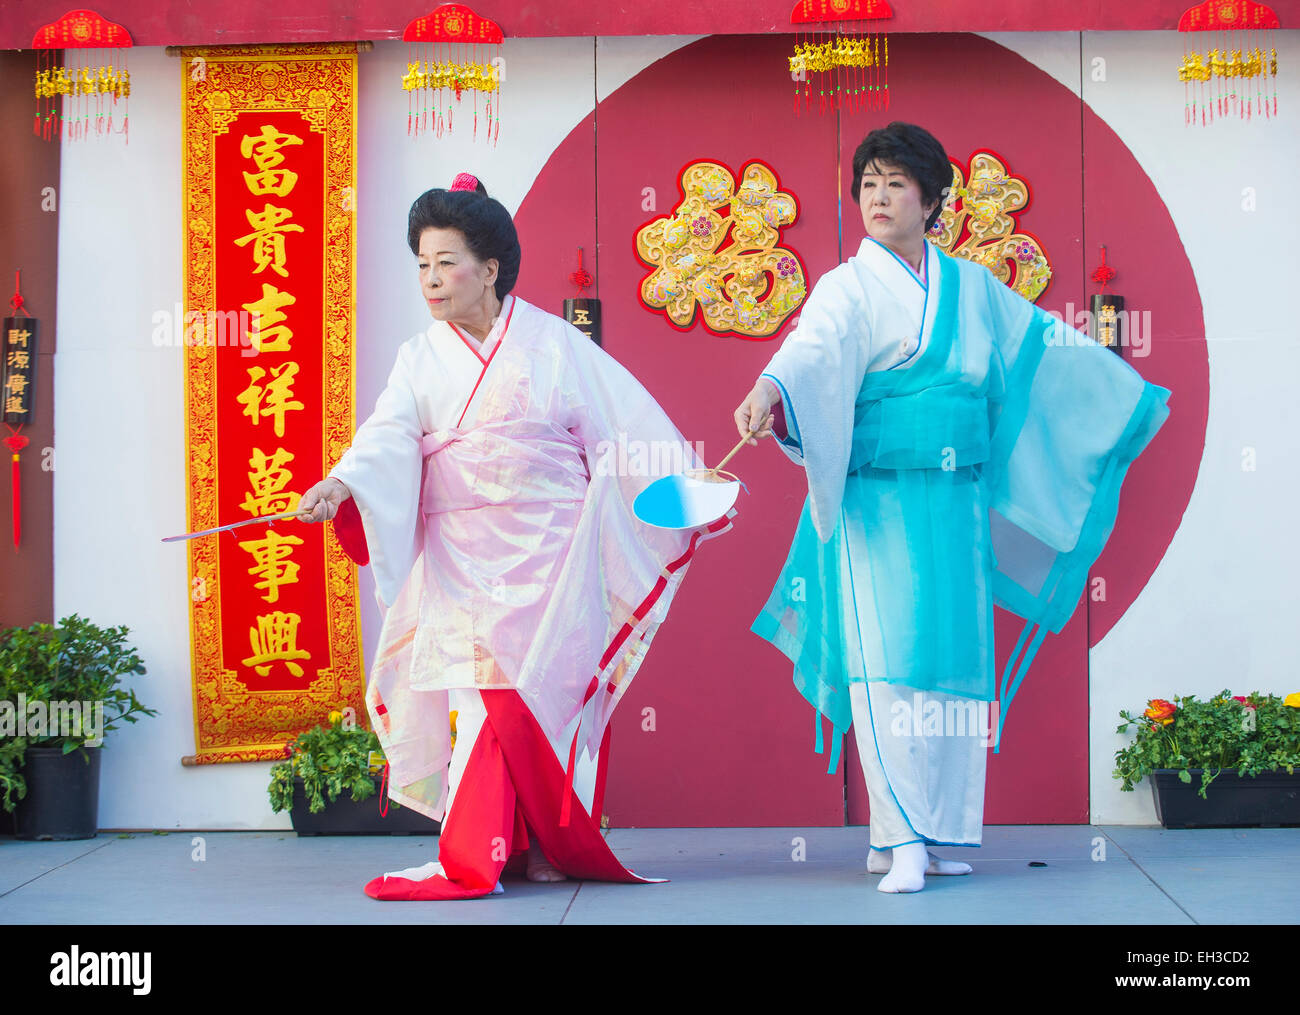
[850,681,988,850]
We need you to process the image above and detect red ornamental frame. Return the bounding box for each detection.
[31,8,133,48]
[790,0,893,23]
[1177,0,1280,31]
[402,3,505,43]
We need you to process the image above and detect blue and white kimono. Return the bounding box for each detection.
[753,236,1169,848]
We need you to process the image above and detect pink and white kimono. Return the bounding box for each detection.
[328,295,731,899]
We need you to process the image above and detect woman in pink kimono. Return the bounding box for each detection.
[298,174,731,900]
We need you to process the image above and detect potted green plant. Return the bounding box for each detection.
[0,615,157,840]
[1113,689,1300,828]
[268,709,440,835]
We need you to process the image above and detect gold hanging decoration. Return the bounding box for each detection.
[1177,0,1280,125]
[789,0,893,115]
[400,4,504,143]
[31,9,134,142]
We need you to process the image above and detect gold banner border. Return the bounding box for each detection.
[181,43,363,764]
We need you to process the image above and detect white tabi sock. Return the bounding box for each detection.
[867,848,973,877]
[877,841,928,893]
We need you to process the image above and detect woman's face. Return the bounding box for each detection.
[858,161,938,247]
[417,227,498,324]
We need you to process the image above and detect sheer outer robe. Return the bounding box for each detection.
[330,297,731,820]
[753,237,1170,747]
[758,239,991,846]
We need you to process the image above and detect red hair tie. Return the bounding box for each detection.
[450,173,480,192]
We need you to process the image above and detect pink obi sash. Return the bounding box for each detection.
[408,418,592,693]
[419,419,589,514]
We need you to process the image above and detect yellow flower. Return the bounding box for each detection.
[1284,693,1300,708]
[327,709,343,725]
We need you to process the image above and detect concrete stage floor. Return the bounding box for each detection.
[3,823,1297,924]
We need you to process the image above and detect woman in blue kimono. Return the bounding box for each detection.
[735,122,1170,893]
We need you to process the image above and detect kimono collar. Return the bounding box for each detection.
[856,236,930,293]
[478,294,515,359]
[448,293,515,362]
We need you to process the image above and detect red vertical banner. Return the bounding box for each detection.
[181,45,362,763]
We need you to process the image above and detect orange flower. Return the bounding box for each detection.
[1144,699,1176,725]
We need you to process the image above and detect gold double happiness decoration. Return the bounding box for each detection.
[927,153,1054,303]
[636,161,807,339]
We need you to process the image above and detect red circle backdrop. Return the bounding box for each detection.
[515,33,1206,826]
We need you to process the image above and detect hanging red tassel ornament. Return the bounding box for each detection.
[789,0,893,116]
[31,9,134,144]
[401,5,504,146]
[3,272,38,549]
[564,247,602,348]
[1089,246,1125,357]
[568,247,594,295]
[1178,1,1279,126]
[1091,245,1117,294]
[3,434,29,549]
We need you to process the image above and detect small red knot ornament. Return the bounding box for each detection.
[568,248,593,295]
[1091,246,1116,291]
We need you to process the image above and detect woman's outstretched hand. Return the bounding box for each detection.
[298,477,352,523]
[734,378,779,446]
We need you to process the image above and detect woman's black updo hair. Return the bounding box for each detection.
[850,122,951,233]
[406,178,521,301]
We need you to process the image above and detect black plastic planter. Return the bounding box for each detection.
[12,745,101,841]
[1150,768,1300,829]
[288,776,441,835]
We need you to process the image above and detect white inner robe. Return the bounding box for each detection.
[330,295,727,823]
[332,296,596,819]
[762,238,988,848]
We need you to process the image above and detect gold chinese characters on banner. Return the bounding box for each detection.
[180,44,364,764]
